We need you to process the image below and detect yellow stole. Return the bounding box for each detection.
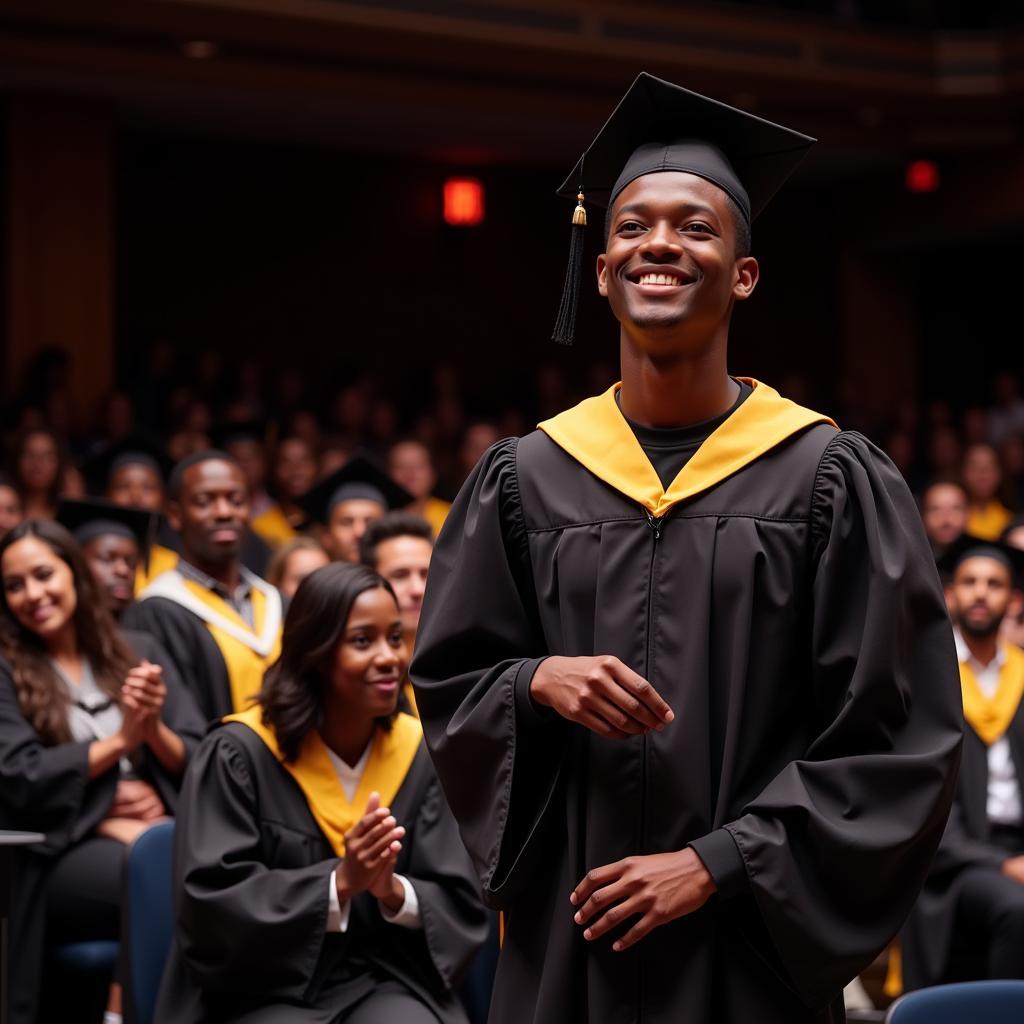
[538,379,836,518]
[134,543,179,596]
[183,581,282,713]
[251,503,298,547]
[225,705,423,857]
[960,644,1024,746]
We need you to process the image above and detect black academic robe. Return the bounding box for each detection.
[411,418,963,1023]
[123,597,240,722]
[154,721,488,1023]
[902,706,1024,989]
[0,630,205,1024]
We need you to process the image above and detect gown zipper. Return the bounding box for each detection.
[640,508,662,1022]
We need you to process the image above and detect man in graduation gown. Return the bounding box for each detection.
[902,536,1024,989]
[56,497,159,619]
[298,454,413,564]
[123,451,282,721]
[410,73,963,1024]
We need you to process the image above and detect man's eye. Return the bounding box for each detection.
[683,222,714,234]
[618,220,645,234]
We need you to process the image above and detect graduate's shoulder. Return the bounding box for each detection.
[119,626,174,664]
[125,591,208,633]
[196,717,279,779]
[813,428,908,493]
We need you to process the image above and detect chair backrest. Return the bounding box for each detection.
[886,980,1024,1023]
[122,821,175,1024]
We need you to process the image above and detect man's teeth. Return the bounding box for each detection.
[637,273,684,286]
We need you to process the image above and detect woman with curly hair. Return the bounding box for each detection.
[0,520,205,1024]
[158,562,487,1022]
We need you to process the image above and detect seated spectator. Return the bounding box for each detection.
[86,435,179,590]
[298,454,411,563]
[10,428,66,520]
[56,498,159,621]
[0,520,204,1024]
[216,420,274,520]
[389,440,451,537]
[156,563,487,1022]
[361,512,433,712]
[963,442,1013,540]
[0,473,23,539]
[902,536,1024,990]
[124,451,283,721]
[360,513,432,649]
[921,478,969,556]
[988,370,1024,445]
[457,423,500,491]
[251,435,319,547]
[266,536,330,603]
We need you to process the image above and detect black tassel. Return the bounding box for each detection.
[551,192,587,346]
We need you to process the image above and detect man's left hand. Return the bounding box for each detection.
[571,849,716,951]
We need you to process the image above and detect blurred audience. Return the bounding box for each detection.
[266,536,330,602]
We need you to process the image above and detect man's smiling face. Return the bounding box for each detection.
[597,171,757,351]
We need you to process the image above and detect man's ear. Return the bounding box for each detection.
[166,500,183,534]
[733,256,759,303]
[1009,589,1024,622]
[597,253,609,297]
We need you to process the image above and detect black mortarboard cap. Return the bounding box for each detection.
[83,434,173,495]
[936,533,1024,588]
[552,72,816,345]
[56,497,159,567]
[296,452,413,526]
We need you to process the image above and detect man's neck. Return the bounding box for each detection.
[183,552,241,590]
[617,332,736,429]
[961,627,1000,669]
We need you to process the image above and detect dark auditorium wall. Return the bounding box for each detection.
[115,132,843,413]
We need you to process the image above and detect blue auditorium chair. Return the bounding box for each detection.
[885,980,1024,1022]
[121,821,175,1024]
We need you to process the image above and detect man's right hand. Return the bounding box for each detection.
[530,656,674,740]
[1002,856,1024,884]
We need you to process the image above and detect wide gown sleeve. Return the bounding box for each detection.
[718,431,963,1008]
[400,770,490,989]
[410,438,562,907]
[0,659,115,855]
[173,729,337,1001]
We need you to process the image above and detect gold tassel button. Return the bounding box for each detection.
[572,191,587,227]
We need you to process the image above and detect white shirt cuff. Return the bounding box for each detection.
[379,874,422,930]
[327,869,351,933]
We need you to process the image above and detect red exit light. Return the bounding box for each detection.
[444,177,485,226]
[906,160,939,193]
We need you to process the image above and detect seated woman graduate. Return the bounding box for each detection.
[0,519,205,1024]
[157,562,487,1023]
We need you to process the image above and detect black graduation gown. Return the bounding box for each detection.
[155,721,488,1023]
[0,630,205,1024]
[411,421,963,1024]
[902,705,1024,989]
[123,597,239,721]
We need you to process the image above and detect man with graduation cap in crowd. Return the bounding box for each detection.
[86,434,180,590]
[123,450,282,722]
[298,453,412,563]
[56,497,158,619]
[411,74,962,1023]
[902,535,1024,990]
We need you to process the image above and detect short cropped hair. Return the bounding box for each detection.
[360,512,433,569]
[167,449,243,501]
